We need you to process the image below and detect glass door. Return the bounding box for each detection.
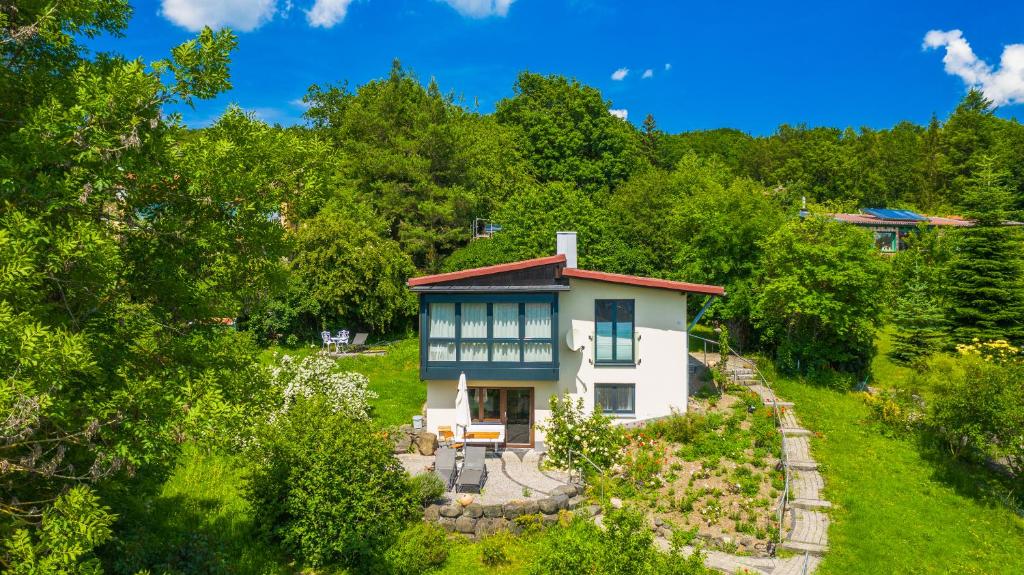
[505,388,533,447]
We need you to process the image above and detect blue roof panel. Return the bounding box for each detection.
[862,208,927,221]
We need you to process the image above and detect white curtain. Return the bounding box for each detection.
[461,303,487,338]
[524,342,552,362]
[428,342,456,361]
[524,303,551,339]
[429,303,455,338]
[493,303,519,338]
[461,342,488,361]
[595,321,614,361]
[493,342,520,362]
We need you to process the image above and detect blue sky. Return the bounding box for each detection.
[87,0,1024,135]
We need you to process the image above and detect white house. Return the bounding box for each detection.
[408,232,725,450]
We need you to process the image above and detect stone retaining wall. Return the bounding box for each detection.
[422,484,595,539]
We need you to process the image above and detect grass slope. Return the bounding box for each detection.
[772,375,1024,574]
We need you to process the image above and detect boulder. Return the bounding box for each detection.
[439,504,463,518]
[455,516,477,534]
[483,504,503,518]
[541,513,559,526]
[439,517,457,532]
[654,516,664,527]
[423,504,440,522]
[551,484,577,498]
[503,502,524,520]
[553,494,569,510]
[610,497,623,509]
[567,495,584,510]
[475,517,509,537]
[522,500,539,516]
[394,435,413,453]
[416,432,438,456]
[659,527,673,540]
[464,503,484,518]
[538,497,559,515]
[399,424,415,435]
[585,504,602,517]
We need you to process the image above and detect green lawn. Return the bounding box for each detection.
[771,374,1024,574]
[869,326,915,390]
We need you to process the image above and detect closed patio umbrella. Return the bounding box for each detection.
[454,372,471,442]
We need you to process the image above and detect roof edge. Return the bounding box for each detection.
[407,254,566,287]
[562,268,725,296]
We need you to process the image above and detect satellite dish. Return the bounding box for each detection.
[565,327,586,352]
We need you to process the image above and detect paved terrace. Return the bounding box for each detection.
[398,449,572,505]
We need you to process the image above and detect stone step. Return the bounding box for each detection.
[768,400,794,408]
[788,460,818,471]
[782,427,812,437]
[780,540,829,556]
[790,498,832,510]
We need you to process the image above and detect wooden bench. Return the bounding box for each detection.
[464,429,504,451]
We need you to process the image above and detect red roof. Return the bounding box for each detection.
[831,212,973,227]
[562,268,725,296]
[407,254,566,287]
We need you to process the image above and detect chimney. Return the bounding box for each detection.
[556,231,577,268]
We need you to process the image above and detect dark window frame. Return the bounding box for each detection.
[595,383,636,415]
[419,293,559,381]
[594,299,636,365]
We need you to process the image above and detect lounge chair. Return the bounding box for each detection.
[434,446,457,490]
[456,446,488,493]
[350,332,368,346]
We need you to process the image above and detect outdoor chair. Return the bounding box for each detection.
[434,447,457,491]
[320,331,335,353]
[437,425,458,448]
[331,330,350,351]
[350,332,369,346]
[456,445,488,493]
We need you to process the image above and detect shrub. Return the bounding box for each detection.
[270,354,377,420]
[863,388,925,435]
[479,532,513,567]
[244,397,415,568]
[408,473,446,506]
[622,434,666,488]
[530,506,710,575]
[540,393,627,471]
[384,523,449,575]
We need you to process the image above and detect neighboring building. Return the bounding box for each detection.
[407,232,725,449]
[829,208,971,253]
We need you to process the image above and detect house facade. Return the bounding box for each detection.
[408,232,725,450]
[829,208,972,253]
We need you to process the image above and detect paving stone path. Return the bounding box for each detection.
[670,355,832,574]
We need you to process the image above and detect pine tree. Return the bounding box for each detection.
[642,113,661,167]
[947,155,1024,344]
[890,272,947,366]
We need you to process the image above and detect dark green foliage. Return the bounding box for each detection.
[889,274,947,366]
[947,156,1024,344]
[384,522,450,575]
[496,72,648,193]
[244,397,415,568]
[753,217,886,374]
[479,532,513,566]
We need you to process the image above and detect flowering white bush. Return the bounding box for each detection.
[271,354,377,420]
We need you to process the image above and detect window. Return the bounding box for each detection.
[595,384,635,415]
[469,388,502,421]
[595,299,635,364]
[874,231,897,253]
[423,296,557,377]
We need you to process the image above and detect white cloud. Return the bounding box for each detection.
[611,67,629,81]
[289,98,311,109]
[609,109,628,120]
[160,0,277,32]
[441,0,515,18]
[306,0,354,27]
[664,63,672,71]
[924,29,1024,106]
[642,69,653,79]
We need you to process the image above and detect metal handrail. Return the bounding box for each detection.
[566,447,607,500]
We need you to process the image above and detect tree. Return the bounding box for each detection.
[947,156,1024,344]
[889,272,947,367]
[0,2,285,565]
[495,72,647,193]
[752,216,886,374]
[244,396,415,568]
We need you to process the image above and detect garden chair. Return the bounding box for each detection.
[332,330,349,351]
[456,446,488,493]
[434,447,457,491]
[437,425,462,449]
[350,332,368,346]
[320,331,335,353]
